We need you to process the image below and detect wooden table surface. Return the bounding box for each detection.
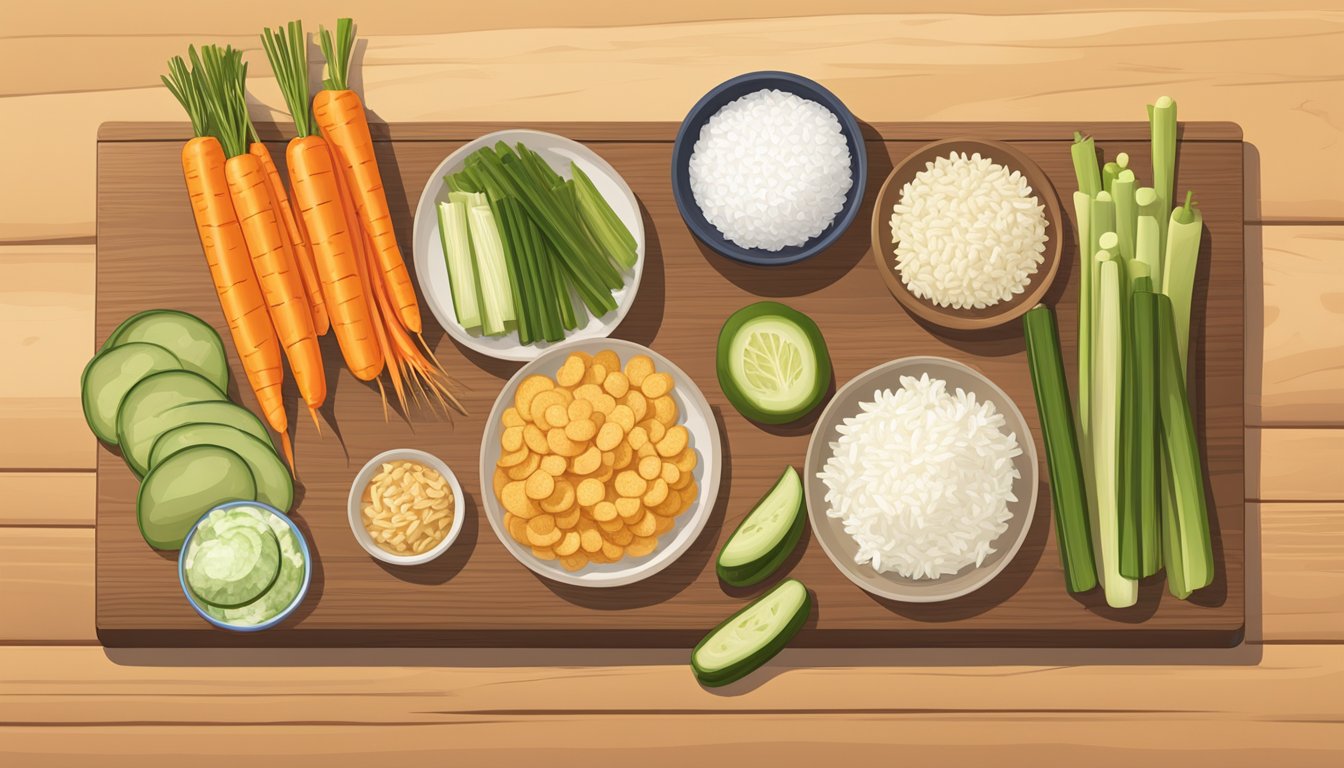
[1,2,1341,763]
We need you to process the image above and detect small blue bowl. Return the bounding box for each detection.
[178,500,312,633]
[671,71,868,267]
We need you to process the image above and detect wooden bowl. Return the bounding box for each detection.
[869,138,1064,331]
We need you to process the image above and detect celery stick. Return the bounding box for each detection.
[493,198,534,345]
[1074,191,1094,441]
[437,201,482,330]
[1148,96,1178,249]
[1093,254,1139,608]
[1116,152,1130,171]
[1161,191,1204,374]
[466,205,513,336]
[1112,169,1137,263]
[528,219,563,342]
[1102,161,1121,194]
[1071,132,1102,198]
[1135,187,1162,292]
[1156,294,1214,596]
[572,163,638,269]
[1124,275,1161,579]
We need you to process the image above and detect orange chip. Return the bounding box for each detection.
[592,501,618,522]
[621,390,648,422]
[605,526,634,546]
[502,407,525,428]
[497,446,530,468]
[651,396,677,426]
[576,478,606,507]
[560,553,589,571]
[555,506,581,530]
[556,354,587,388]
[571,445,602,475]
[641,372,673,399]
[637,455,662,481]
[547,427,586,457]
[555,530,581,556]
[525,470,555,500]
[514,375,554,417]
[506,452,541,481]
[532,546,558,561]
[523,424,549,454]
[627,535,657,557]
[603,371,630,399]
[593,349,621,373]
[624,354,654,387]
[615,497,643,520]
[539,454,568,477]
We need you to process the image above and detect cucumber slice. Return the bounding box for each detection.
[717,302,831,424]
[137,445,256,550]
[184,509,281,608]
[80,342,184,444]
[716,466,806,587]
[103,310,229,393]
[132,399,272,473]
[691,579,811,687]
[116,370,228,476]
[151,423,292,513]
[200,506,307,628]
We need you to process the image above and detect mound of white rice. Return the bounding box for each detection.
[689,88,852,252]
[890,151,1047,309]
[816,374,1021,580]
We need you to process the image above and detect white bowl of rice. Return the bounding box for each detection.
[804,356,1039,603]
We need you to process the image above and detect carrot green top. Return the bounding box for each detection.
[262,20,315,138]
[161,50,210,140]
[197,45,250,159]
[319,17,356,92]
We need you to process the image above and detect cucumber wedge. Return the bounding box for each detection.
[717,466,805,587]
[81,342,184,444]
[103,309,229,393]
[691,579,811,687]
[717,302,831,424]
[184,509,281,608]
[151,423,292,513]
[137,445,256,550]
[116,370,229,476]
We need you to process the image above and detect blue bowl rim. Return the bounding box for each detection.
[177,500,313,633]
[671,70,868,267]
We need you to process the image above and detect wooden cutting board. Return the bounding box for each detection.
[95,121,1245,647]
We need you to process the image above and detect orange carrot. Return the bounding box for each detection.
[164,51,293,466]
[250,141,329,336]
[315,18,421,334]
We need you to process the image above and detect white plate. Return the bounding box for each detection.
[479,339,722,587]
[412,129,646,362]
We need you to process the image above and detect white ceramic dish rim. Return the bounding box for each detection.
[347,448,467,566]
[410,128,646,362]
[803,355,1039,603]
[478,338,722,588]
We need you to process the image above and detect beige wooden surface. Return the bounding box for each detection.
[1,2,1341,763]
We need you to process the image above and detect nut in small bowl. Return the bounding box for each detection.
[348,449,465,566]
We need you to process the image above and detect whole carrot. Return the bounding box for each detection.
[249,141,329,336]
[263,21,383,382]
[164,51,293,467]
[198,45,327,418]
[314,17,422,334]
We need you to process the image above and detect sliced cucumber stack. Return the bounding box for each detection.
[115,370,229,476]
[151,423,293,513]
[101,309,229,392]
[717,466,806,587]
[81,342,185,445]
[692,578,811,687]
[717,302,831,424]
[137,445,257,550]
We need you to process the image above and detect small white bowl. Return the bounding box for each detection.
[347,448,466,566]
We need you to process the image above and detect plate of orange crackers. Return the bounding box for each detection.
[480,339,722,586]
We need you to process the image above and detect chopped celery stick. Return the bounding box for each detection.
[1074,191,1094,442]
[1148,96,1178,249]
[1113,169,1137,263]
[437,201,482,330]
[1102,160,1121,194]
[1094,254,1139,608]
[1135,187,1162,292]
[1156,293,1214,596]
[1123,274,1160,579]
[572,163,638,269]
[466,205,514,336]
[1071,132,1102,197]
[1161,191,1203,374]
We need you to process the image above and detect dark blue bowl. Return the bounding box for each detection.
[671,71,868,267]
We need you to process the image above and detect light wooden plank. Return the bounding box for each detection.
[1253,227,1344,425]
[0,246,94,470]
[2,10,1342,241]
[0,473,94,527]
[1250,429,1344,502]
[0,529,94,643]
[1261,503,1344,642]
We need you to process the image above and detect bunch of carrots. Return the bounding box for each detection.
[163,19,461,468]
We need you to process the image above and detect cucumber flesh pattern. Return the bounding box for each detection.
[692,579,810,686]
[199,506,307,628]
[720,467,803,568]
[149,423,292,513]
[185,517,281,608]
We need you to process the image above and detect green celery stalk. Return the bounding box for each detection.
[572,163,638,269]
[1112,169,1137,263]
[1093,253,1139,608]
[1160,191,1204,374]
[466,205,513,336]
[1123,271,1161,578]
[1023,305,1098,593]
[1102,160,1121,194]
[1135,187,1162,292]
[437,200,483,330]
[1071,132,1102,198]
[1073,191,1094,443]
[1148,96,1178,250]
[546,240,578,332]
[1156,293,1214,597]
[493,198,533,345]
[498,197,542,343]
[528,219,564,342]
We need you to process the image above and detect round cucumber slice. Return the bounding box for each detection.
[103,309,229,393]
[184,512,281,608]
[133,399,271,473]
[717,302,831,424]
[80,342,184,444]
[137,445,256,550]
[691,578,811,687]
[716,466,806,587]
[151,423,292,512]
[200,507,307,628]
[115,371,229,476]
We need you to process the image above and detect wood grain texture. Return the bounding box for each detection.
[0,246,94,470]
[3,8,1341,241]
[0,529,94,643]
[0,473,94,527]
[93,122,1243,647]
[1261,503,1344,642]
[1250,429,1344,502]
